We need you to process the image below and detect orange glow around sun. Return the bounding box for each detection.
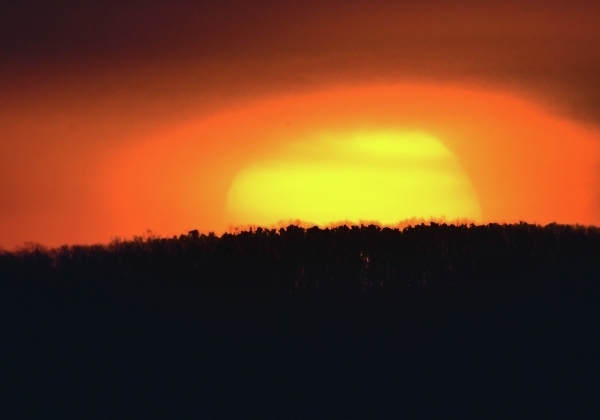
[99,83,600,240]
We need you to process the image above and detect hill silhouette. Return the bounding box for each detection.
[1,223,599,418]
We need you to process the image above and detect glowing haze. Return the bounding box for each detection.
[103,85,599,240]
[2,1,600,248]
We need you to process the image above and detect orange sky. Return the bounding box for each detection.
[1,1,600,249]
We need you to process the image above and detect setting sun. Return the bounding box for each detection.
[225,131,481,227]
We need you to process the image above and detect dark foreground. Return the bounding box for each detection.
[2,223,600,418]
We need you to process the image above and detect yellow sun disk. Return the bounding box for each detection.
[225,132,482,227]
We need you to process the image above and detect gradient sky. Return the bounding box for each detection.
[2,0,600,249]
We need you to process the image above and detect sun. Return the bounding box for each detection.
[224,130,482,227]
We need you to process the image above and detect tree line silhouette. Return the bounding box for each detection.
[2,222,600,418]
[2,222,600,296]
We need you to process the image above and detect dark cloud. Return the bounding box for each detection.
[2,0,600,124]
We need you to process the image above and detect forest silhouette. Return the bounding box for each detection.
[2,223,600,417]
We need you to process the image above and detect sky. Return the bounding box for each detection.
[2,0,600,249]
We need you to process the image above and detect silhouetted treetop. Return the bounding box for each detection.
[2,223,599,296]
